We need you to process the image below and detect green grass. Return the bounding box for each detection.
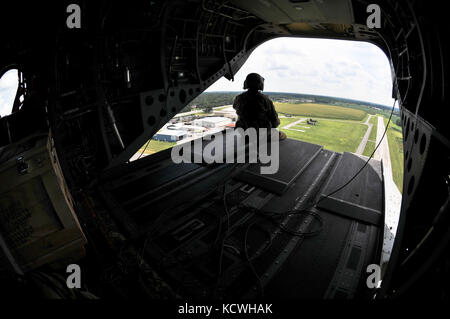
[193,112,218,117]
[368,115,378,141]
[363,140,376,157]
[279,117,303,127]
[214,105,232,110]
[362,115,379,156]
[275,102,367,121]
[139,140,176,155]
[384,117,404,192]
[280,117,367,153]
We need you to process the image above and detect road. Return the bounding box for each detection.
[282,118,306,130]
[354,114,373,155]
[173,109,203,117]
[374,116,393,174]
[282,115,373,154]
[375,115,402,271]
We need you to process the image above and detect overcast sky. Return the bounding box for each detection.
[0,69,18,117]
[206,37,395,107]
[0,37,395,117]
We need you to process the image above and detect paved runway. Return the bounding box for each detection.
[355,114,373,155]
[375,116,402,270]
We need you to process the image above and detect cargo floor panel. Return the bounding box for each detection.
[110,162,201,203]
[97,138,384,298]
[261,149,338,213]
[264,211,353,298]
[263,210,381,298]
[317,152,384,226]
[244,150,382,298]
[236,139,323,195]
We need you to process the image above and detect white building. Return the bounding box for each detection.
[153,129,188,142]
[193,117,232,128]
[213,109,238,121]
[167,123,206,133]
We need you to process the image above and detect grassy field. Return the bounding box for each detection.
[363,140,376,157]
[275,102,367,121]
[384,117,404,192]
[279,117,302,127]
[368,115,378,141]
[214,105,232,110]
[138,140,176,155]
[363,115,379,157]
[280,117,367,153]
[138,102,371,160]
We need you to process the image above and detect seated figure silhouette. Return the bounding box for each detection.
[232,73,286,140]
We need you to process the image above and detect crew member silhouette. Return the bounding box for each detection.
[233,73,286,140]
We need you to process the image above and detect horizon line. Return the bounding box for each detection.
[203,90,396,109]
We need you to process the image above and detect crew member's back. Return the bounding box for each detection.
[233,73,286,140]
[233,90,279,130]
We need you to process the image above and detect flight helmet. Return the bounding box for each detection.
[243,73,264,91]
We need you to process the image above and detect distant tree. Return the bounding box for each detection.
[204,106,213,113]
[395,118,402,126]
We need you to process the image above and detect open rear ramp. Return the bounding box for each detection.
[97,136,385,298]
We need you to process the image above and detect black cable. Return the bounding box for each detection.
[242,221,274,263]
[230,71,398,298]
[213,163,243,296]
[269,210,324,237]
[141,75,396,298]
[307,23,404,211]
[235,206,324,298]
[137,180,231,268]
[315,98,397,207]
[251,96,396,237]
[241,205,324,237]
[137,139,151,160]
[243,220,264,298]
[216,183,231,281]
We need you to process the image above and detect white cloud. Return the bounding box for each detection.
[0,69,18,117]
[0,38,395,119]
[206,37,395,107]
